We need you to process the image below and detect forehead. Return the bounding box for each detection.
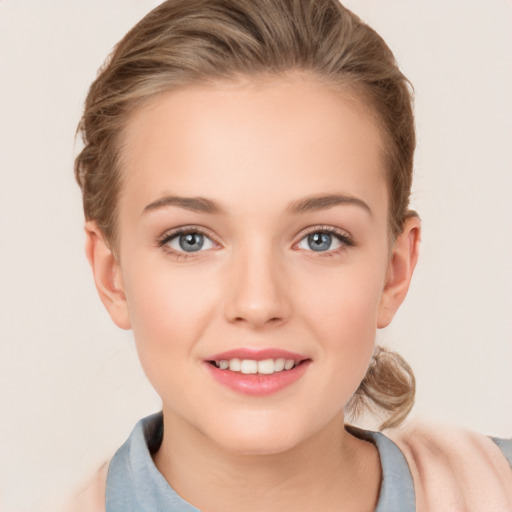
[118,74,387,215]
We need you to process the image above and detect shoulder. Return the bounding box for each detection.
[50,461,108,512]
[49,414,160,512]
[386,421,512,511]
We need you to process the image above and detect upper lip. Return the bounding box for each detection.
[207,348,309,362]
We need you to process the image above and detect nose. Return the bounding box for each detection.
[224,243,291,329]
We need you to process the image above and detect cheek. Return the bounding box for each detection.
[300,260,385,336]
[297,261,386,389]
[121,259,218,372]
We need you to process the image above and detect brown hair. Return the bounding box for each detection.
[75,0,416,430]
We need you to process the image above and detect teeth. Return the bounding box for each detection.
[215,357,297,374]
[229,358,241,371]
[240,359,258,374]
[257,359,275,374]
[274,358,285,371]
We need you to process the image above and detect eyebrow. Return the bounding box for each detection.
[143,196,225,215]
[142,193,371,216]
[288,194,372,216]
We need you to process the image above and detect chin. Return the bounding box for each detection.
[219,432,302,457]
[205,412,314,457]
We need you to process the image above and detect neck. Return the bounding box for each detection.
[153,410,381,512]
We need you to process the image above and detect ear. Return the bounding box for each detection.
[377,216,421,328]
[85,221,131,330]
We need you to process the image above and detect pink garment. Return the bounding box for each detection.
[388,422,512,511]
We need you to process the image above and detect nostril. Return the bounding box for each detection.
[232,315,283,325]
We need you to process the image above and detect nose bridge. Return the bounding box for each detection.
[225,236,290,328]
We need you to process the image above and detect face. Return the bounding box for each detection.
[97,74,411,455]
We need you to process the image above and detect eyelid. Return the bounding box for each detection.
[157,225,222,256]
[293,225,354,251]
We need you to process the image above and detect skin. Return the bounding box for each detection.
[86,73,420,512]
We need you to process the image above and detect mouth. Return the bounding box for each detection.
[204,349,311,396]
[208,357,304,374]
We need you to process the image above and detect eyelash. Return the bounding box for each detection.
[156,225,354,261]
[157,226,218,261]
[296,225,354,257]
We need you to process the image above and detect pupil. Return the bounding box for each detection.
[179,233,204,252]
[308,232,331,252]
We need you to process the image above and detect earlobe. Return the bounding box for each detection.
[85,222,132,330]
[377,217,421,328]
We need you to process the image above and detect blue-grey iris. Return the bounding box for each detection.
[179,233,204,252]
[308,232,332,251]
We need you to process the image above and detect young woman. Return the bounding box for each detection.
[66,0,511,510]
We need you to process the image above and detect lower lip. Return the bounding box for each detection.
[204,361,310,396]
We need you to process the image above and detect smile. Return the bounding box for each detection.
[212,358,297,374]
[205,349,311,396]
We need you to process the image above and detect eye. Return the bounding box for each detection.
[160,229,215,253]
[297,228,352,253]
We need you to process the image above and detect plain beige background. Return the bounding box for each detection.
[1,1,511,510]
